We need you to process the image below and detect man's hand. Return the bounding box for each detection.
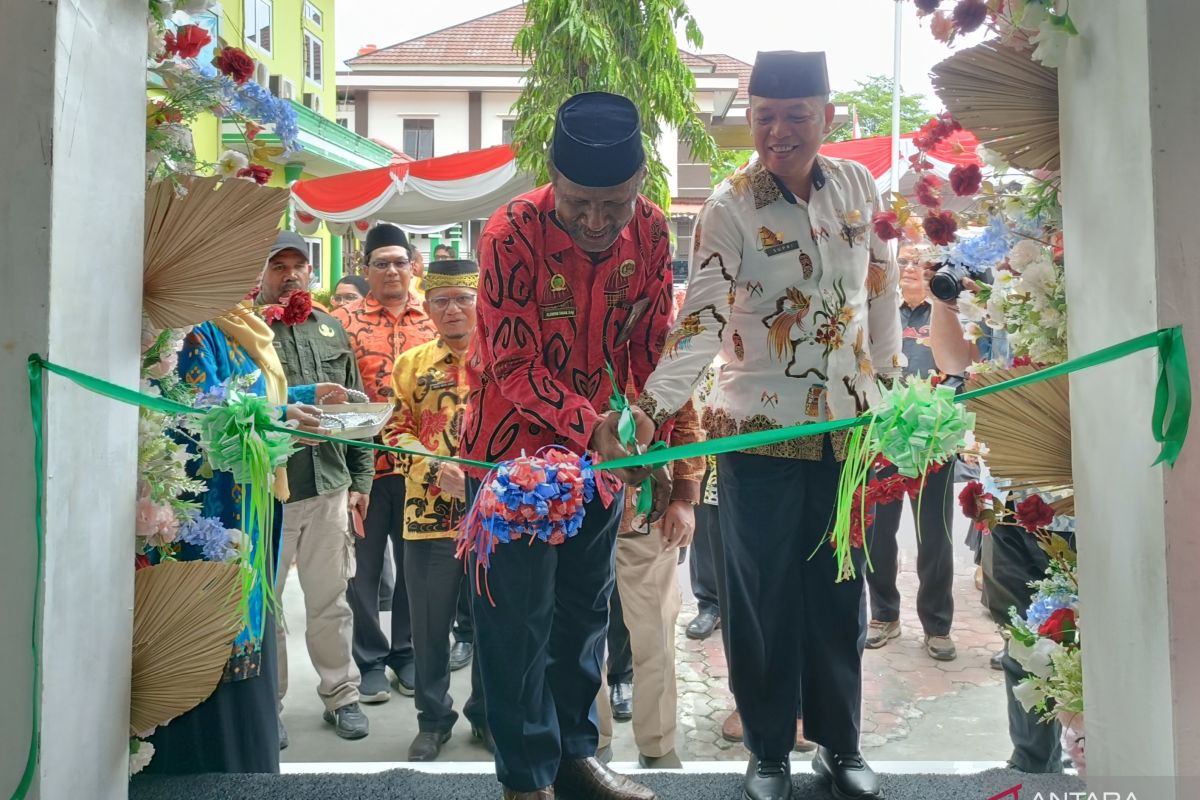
[348,491,370,522]
[646,466,673,524]
[589,407,656,485]
[286,403,329,446]
[315,383,350,404]
[659,498,695,550]
[922,265,980,309]
[437,462,467,500]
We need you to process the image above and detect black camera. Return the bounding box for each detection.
[929,260,985,302]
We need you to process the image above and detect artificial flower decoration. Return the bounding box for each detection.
[872,210,903,242]
[958,480,988,518]
[236,164,273,185]
[930,11,957,42]
[1015,493,1056,531]
[914,0,941,13]
[165,24,211,59]
[951,0,989,32]
[915,174,943,208]
[923,210,959,245]
[949,163,984,196]
[261,291,313,326]
[1038,607,1078,645]
[214,46,255,84]
[216,149,249,179]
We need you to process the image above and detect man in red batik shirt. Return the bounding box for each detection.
[460,92,672,800]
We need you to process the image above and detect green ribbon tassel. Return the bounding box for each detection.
[605,363,659,514]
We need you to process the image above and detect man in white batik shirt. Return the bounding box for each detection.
[637,51,901,800]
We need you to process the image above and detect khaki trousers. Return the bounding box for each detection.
[596,526,683,758]
[275,489,361,712]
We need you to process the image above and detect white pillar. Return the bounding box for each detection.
[0,0,146,796]
[1060,1,1200,795]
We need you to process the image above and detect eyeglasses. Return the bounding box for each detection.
[428,294,478,311]
[369,258,411,271]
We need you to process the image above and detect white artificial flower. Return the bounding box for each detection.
[147,19,167,59]
[1018,0,1049,31]
[1031,20,1071,69]
[993,269,1018,289]
[129,740,155,776]
[985,294,1008,330]
[1012,679,1047,713]
[1008,240,1044,271]
[1007,637,1035,668]
[217,149,249,179]
[958,291,987,322]
[977,146,1010,172]
[963,322,984,344]
[1021,256,1058,296]
[1026,637,1064,679]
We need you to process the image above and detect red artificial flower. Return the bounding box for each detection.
[914,0,941,13]
[1038,607,1077,644]
[262,291,314,326]
[236,164,273,185]
[952,0,989,32]
[923,211,959,246]
[1051,230,1065,264]
[135,553,151,571]
[215,47,255,84]
[915,174,943,208]
[245,121,265,141]
[1015,494,1056,532]
[1011,355,1034,367]
[949,163,983,196]
[915,113,963,151]
[872,210,903,241]
[166,24,212,59]
[958,480,988,519]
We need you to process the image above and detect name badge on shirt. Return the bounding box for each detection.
[318,323,336,338]
[765,240,800,257]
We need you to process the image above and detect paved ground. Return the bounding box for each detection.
[279,493,1010,765]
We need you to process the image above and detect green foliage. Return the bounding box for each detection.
[710,148,754,187]
[511,0,719,211]
[828,75,929,143]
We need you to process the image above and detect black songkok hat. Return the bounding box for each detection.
[364,223,409,261]
[424,258,479,291]
[550,92,645,188]
[749,51,831,99]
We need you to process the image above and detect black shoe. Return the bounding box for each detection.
[812,747,881,800]
[359,668,391,704]
[990,650,1005,671]
[278,717,289,750]
[610,681,633,722]
[471,723,495,754]
[322,702,370,740]
[686,608,720,640]
[391,662,416,697]
[449,640,473,672]
[743,755,791,800]
[407,729,451,761]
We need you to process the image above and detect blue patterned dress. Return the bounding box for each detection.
[144,321,310,774]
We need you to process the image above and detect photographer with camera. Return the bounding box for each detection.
[922,254,1068,774]
[864,242,959,661]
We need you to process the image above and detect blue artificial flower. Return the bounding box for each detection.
[949,214,1014,270]
[178,515,237,561]
[1024,592,1077,631]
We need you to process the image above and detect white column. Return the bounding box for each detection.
[0,0,146,796]
[1060,1,1200,795]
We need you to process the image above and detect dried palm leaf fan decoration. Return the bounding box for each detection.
[965,366,1073,515]
[143,176,289,329]
[931,38,1060,172]
[130,560,243,735]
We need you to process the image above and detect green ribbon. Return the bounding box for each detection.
[605,363,660,515]
[12,327,1193,800]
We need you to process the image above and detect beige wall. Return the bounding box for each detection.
[367,90,471,156]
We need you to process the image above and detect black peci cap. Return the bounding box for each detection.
[749,51,831,99]
[550,92,646,188]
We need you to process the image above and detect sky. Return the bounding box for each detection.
[334,0,988,111]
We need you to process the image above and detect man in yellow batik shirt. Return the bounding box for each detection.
[382,258,488,763]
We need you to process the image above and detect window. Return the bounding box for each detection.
[673,216,695,283]
[501,119,515,145]
[303,0,323,27]
[303,31,323,85]
[244,0,272,54]
[403,119,435,159]
[305,238,324,284]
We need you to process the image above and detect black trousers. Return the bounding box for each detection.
[606,585,633,685]
[453,573,474,644]
[404,538,485,733]
[718,444,865,759]
[865,463,956,636]
[690,488,723,617]
[984,522,1067,772]
[347,474,413,673]
[468,478,623,792]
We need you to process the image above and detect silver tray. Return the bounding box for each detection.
[312,402,394,440]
